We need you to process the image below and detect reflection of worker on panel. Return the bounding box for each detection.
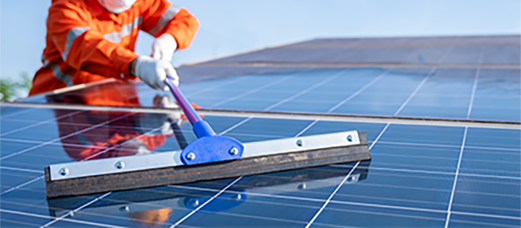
[51,83,179,161]
[29,0,199,96]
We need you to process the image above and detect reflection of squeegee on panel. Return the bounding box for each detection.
[47,163,370,218]
[44,76,371,198]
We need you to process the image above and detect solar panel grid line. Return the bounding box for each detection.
[349,178,454,192]
[0,209,125,228]
[449,219,519,228]
[466,68,481,119]
[263,70,346,111]
[183,76,247,98]
[0,113,132,161]
[451,210,521,221]
[393,68,436,116]
[304,161,360,228]
[295,119,319,137]
[378,140,460,149]
[369,162,455,173]
[207,72,299,108]
[451,201,521,214]
[456,189,521,198]
[176,205,311,227]
[1,166,44,174]
[170,177,243,227]
[0,108,34,118]
[0,110,84,137]
[171,184,323,203]
[460,173,521,181]
[0,218,42,227]
[218,116,252,135]
[326,70,389,113]
[331,165,454,176]
[0,175,44,195]
[465,145,520,152]
[1,137,57,145]
[444,126,468,228]
[305,123,390,227]
[40,192,112,227]
[313,205,446,224]
[373,152,458,162]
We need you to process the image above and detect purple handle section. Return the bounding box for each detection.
[164,76,202,125]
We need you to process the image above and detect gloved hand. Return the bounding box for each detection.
[152,33,178,63]
[134,56,179,91]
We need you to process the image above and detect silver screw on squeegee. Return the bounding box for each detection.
[115,161,124,169]
[186,152,196,160]
[296,139,303,147]
[229,147,239,155]
[347,135,353,142]
[59,168,68,176]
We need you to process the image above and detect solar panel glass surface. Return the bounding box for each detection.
[1,103,519,227]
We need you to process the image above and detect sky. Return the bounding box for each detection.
[0,0,520,81]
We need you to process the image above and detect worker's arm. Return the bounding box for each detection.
[47,1,138,79]
[140,0,200,51]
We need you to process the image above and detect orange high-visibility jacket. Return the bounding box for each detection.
[29,0,199,96]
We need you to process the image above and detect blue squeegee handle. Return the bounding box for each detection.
[165,76,216,138]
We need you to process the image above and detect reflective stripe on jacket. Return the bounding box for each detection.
[29,0,199,96]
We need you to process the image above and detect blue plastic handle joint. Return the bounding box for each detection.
[164,76,245,165]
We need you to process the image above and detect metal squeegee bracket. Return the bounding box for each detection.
[49,130,361,181]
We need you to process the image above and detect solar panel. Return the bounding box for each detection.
[2,36,520,227]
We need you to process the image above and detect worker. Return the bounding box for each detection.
[29,0,199,96]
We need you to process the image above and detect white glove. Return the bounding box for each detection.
[152,33,178,63]
[135,56,179,91]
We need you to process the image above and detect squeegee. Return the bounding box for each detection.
[44,76,372,198]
